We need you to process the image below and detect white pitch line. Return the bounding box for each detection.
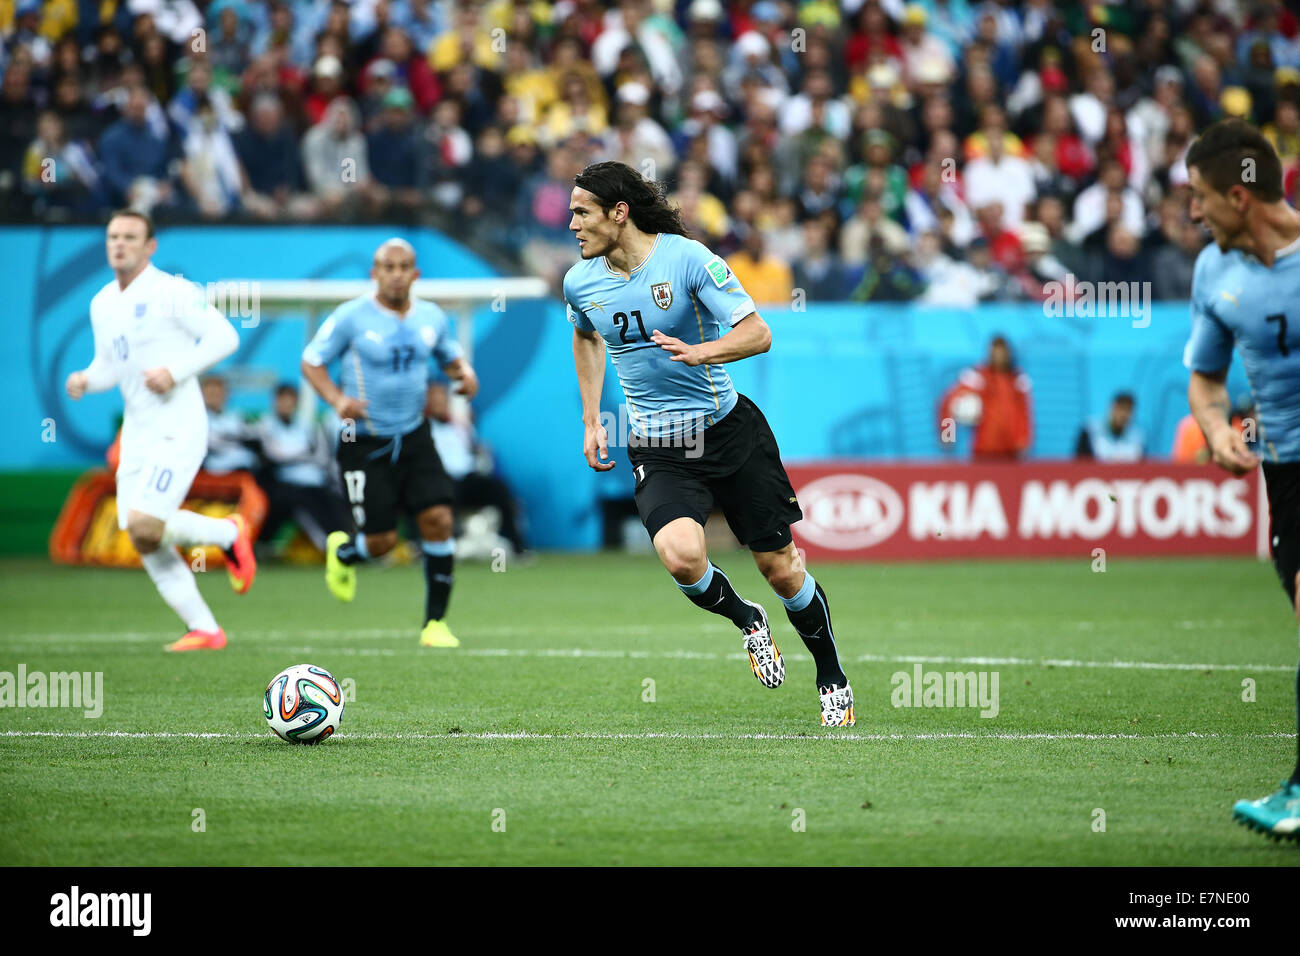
[0,620,1256,643]
[853,653,1296,673]
[2,635,1291,673]
[2,626,667,643]
[1,730,1294,743]
[278,648,1296,673]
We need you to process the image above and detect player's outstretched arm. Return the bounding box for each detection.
[1188,369,1258,475]
[651,311,771,367]
[573,327,614,471]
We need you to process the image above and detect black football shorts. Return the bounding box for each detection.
[1263,461,1300,612]
[336,420,453,534]
[627,394,802,553]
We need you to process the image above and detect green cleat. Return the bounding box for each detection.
[325,531,356,603]
[1232,780,1300,842]
[419,619,460,648]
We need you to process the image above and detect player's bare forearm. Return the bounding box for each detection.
[301,360,342,407]
[651,312,771,366]
[572,328,606,425]
[573,329,615,470]
[301,358,373,424]
[425,383,450,422]
[1188,370,1233,442]
[442,357,479,399]
[1188,369,1258,474]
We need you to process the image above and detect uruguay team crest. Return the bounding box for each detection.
[651,282,673,310]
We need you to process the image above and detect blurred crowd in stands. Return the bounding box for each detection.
[5,0,1300,303]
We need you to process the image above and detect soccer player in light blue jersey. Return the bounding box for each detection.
[1184,119,1300,839]
[301,238,480,648]
[565,161,854,726]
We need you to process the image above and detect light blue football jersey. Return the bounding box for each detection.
[1184,240,1300,463]
[563,233,759,438]
[302,295,462,438]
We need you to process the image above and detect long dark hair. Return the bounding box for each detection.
[573,161,691,238]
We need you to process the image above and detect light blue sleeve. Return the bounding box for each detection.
[563,270,595,332]
[685,240,758,327]
[302,306,353,366]
[1183,253,1235,374]
[429,304,464,366]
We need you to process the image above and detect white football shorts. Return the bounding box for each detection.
[115,438,206,530]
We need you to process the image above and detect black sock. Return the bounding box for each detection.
[1291,661,1300,787]
[785,580,847,688]
[423,551,454,623]
[335,534,367,566]
[678,563,755,630]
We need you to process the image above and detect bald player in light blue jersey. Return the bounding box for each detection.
[302,238,479,648]
[565,161,854,727]
[1185,119,1300,839]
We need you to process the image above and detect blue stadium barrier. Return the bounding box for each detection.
[1,226,1249,550]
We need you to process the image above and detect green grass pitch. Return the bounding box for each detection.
[1,552,1298,866]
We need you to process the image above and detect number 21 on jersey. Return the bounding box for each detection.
[613,309,649,344]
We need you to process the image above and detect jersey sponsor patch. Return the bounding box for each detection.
[704,256,732,288]
[651,282,673,310]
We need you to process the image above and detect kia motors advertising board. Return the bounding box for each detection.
[787,463,1268,561]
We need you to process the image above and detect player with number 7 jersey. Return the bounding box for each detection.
[1183,119,1300,839]
[564,161,854,726]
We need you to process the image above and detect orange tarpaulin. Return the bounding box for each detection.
[50,469,268,568]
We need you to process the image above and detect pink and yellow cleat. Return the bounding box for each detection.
[224,514,257,595]
[166,628,228,652]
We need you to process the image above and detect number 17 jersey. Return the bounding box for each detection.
[563,233,758,439]
[303,295,463,439]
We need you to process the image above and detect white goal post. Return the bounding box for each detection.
[215,277,552,417]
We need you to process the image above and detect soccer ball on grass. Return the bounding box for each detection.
[264,664,344,743]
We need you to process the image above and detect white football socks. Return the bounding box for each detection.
[141,547,219,633]
[162,510,238,550]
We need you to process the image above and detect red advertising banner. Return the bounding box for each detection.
[787,462,1269,561]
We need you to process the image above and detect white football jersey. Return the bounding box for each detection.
[86,263,239,459]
